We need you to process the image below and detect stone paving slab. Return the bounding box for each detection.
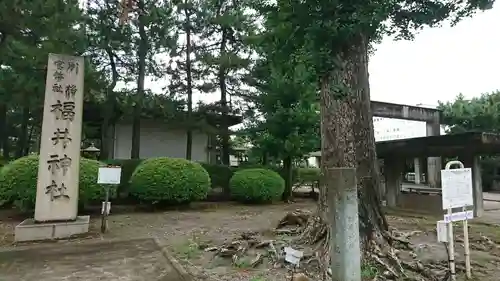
[0,238,191,281]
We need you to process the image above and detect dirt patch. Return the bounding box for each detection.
[0,238,189,281]
[1,200,500,281]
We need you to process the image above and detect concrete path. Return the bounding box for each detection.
[485,192,500,202]
[0,238,191,281]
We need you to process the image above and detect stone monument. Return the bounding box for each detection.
[15,53,90,242]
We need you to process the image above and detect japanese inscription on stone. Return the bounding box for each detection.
[34,54,84,222]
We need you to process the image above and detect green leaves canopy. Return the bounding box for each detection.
[439,91,500,134]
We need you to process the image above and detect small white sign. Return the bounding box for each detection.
[98,167,122,185]
[437,220,448,242]
[444,210,474,223]
[284,247,303,266]
[441,168,473,209]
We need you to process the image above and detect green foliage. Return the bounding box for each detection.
[438,91,500,134]
[104,159,144,197]
[0,154,107,212]
[0,156,6,168]
[243,24,320,174]
[199,163,300,194]
[438,91,500,192]
[361,263,379,279]
[297,168,321,183]
[129,157,211,204]
[229,168,285,203]
[199,163,234,190]
[256,0,494,84]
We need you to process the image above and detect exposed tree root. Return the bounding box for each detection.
[204,209,499,280]
[277,209,447,281]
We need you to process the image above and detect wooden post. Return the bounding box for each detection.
[326,167,361,281]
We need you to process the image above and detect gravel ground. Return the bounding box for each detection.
[2,200,500,281]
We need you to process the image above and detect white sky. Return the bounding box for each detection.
[369,5,500,106]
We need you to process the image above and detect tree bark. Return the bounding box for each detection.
[184,4,193,160]
[131,0,147,159]
[16,95,30,158]
[296,34,388,267]
[351,36,388,251]
[282,155,293,201]
[219,28,230,166]
[261,152,268,165]
[101,48,119,160]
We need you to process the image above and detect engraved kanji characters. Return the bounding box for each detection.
[51,100,75,121]
[64,84,77,99]
[67,60,79,74]
[45,180,70,201]
[47,154,72,176]
[52,128,72,148]
[52,83,63,94]
[47,154,60,175]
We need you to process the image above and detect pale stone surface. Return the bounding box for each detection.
[414,158,422,184]
[15,215,90,242]
[426,121,442,188]
[326,168,361,281]
[0,238,190,281]
[35,53,84,222]
[385,158,404,207]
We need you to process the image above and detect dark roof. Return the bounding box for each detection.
[309,132,500,159]
[376,132,500,158]
[82,101,243,128]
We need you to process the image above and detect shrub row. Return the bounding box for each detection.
[102,159,315,196]
[0,155,320,211]
[0,154,107,211]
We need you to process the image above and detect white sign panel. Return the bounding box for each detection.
[444,210,474,223]
[284,247,303,266]
[98,167,122,185]
[436,220,448,242]
[441,168,473,210]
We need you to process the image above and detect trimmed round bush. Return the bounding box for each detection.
[230,168,285,203]
[0,154,107,211]
[129,157,211,204]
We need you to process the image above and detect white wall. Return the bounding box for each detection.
[112,120,209,162]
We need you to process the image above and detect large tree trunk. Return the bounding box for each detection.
[352,36,389,251]
[101,48,119,160]
[16,96,30,158]
[131,0,147,159]
[283,35,389,272]
[184,5,193,160]
[219,28,230,166]
[282,155,293,201]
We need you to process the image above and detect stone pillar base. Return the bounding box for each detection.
[15,215,90,242]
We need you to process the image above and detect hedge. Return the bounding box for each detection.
[297,168,321,183]
[199,163,234,190]
[199,163,307,193]
[0,154,108,211]
[129,157,211,204]
[230,168,285,203]
[104,159,144,197]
